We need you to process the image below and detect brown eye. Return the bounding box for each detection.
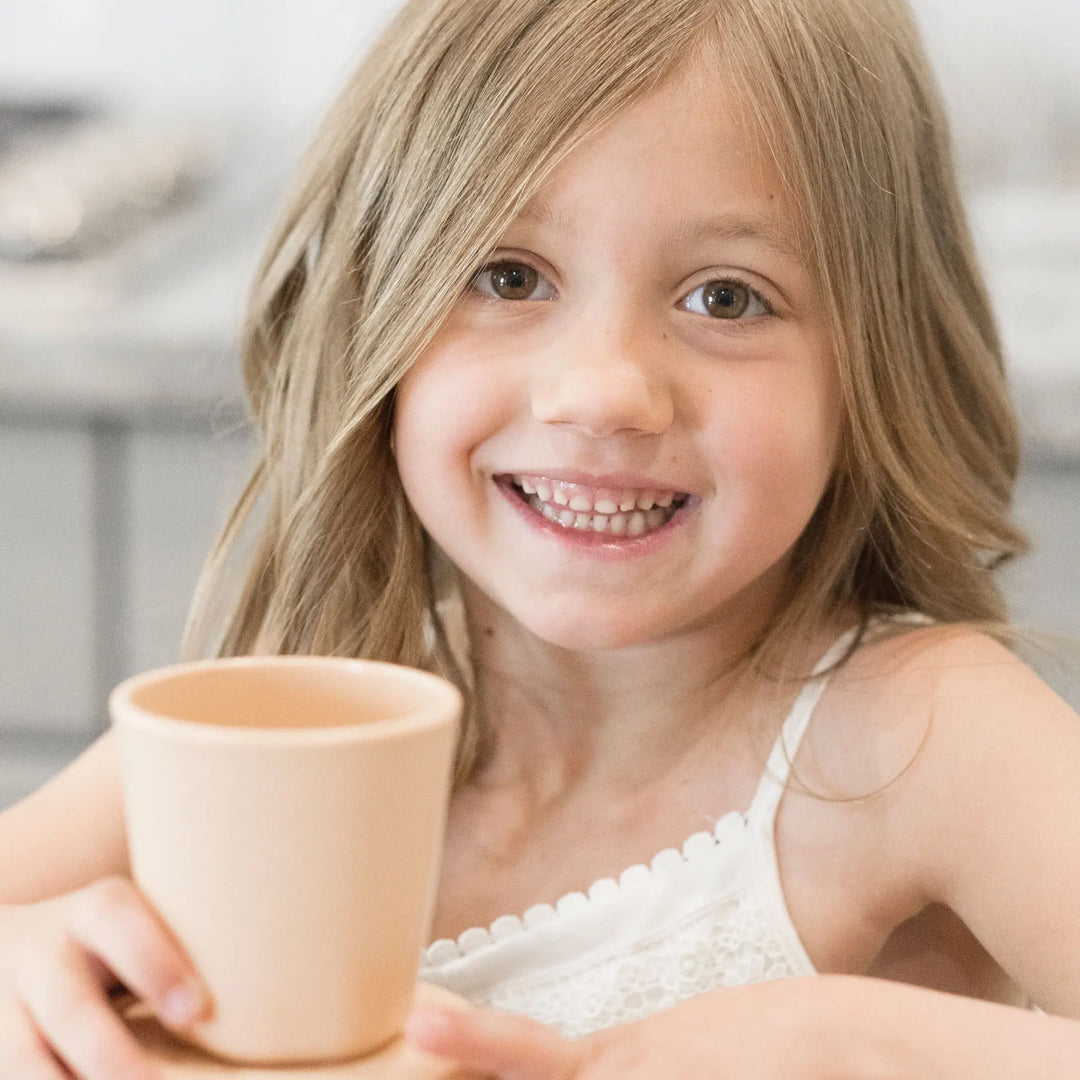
[488,262,539,300]
[471,259,557,303]
[702,279,750,319]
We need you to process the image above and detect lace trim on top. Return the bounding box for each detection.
[479,873,807,1035]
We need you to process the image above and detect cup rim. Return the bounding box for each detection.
[109,655,462,746]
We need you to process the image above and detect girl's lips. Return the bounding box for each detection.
[495,474,695,553]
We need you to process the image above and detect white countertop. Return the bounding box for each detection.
[0,128,281,427]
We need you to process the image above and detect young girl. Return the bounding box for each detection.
[2,0,1080,1077]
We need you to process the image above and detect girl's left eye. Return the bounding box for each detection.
[471,261,557,301]
[681,278,771,320]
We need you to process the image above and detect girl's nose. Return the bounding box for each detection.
[530,327,675,438]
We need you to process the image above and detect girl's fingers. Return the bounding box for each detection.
[14,931,163,1080]
[406,1005,582,1080]
[63,878,208,1029]
[0,996,74,1080]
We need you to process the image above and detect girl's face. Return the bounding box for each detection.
[394,64,840,651]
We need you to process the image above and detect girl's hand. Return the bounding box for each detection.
[406,977,845,1080]
[0,877,208,1080]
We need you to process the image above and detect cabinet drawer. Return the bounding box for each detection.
[127,428,251,674]
[0,426,95,731]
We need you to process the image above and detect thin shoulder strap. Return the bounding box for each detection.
[744,623,863,829]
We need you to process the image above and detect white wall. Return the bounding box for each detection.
[1,0,1077,167]
[0,0,404,132]
[909,0,1080,185]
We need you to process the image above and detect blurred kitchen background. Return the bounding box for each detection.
[0,0,1078,810]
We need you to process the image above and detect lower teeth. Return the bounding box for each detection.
[528,495,672,536]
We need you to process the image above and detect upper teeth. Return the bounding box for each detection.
[510,474,685,537]
[512,475,679,515]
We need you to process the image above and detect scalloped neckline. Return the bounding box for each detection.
[420,808,751,968]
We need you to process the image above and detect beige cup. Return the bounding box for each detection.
[109,656,461,1066]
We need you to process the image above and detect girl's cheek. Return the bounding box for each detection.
[394,362,493,501]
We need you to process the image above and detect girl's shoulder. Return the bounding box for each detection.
[800,620,1080,1013]
[803,619,1076,803]
[803,617,1080,895]
[782,621,1080,1006]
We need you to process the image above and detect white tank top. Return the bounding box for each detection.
[418,627,864,1037]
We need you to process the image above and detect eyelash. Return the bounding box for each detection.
[469,260,773,321]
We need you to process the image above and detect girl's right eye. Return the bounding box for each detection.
[470,261,557,302]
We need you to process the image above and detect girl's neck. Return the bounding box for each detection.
[458,582,827,804]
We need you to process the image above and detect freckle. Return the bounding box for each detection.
[483,626,495,638]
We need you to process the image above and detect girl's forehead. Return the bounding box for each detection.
[509,63,804,257]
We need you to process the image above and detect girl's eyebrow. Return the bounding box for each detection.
[666,213,804,263]
[513,198,575,234]
[514,199,803,264]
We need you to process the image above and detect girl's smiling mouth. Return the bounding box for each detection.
[498,473,692,539]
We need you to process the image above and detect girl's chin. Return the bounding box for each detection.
[510,607,683,653]
[456,576,715,652]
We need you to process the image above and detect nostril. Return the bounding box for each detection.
[531,370,674,437]
[533,386,673,436]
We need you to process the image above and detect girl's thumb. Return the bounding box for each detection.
[406,1004,581,1080]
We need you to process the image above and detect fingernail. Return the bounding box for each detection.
[160,983,205,1026]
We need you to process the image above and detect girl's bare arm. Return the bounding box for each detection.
[903,630,1080,1019]
[0,732,130,904]
[405,969,1080,1080]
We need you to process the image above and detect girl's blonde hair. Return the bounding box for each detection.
[184,0,1026,781]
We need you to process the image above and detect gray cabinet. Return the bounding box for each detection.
[1002,461,1080,709]
[127,426,252,677]
[0,425,96,733]
[0,415,251,810]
